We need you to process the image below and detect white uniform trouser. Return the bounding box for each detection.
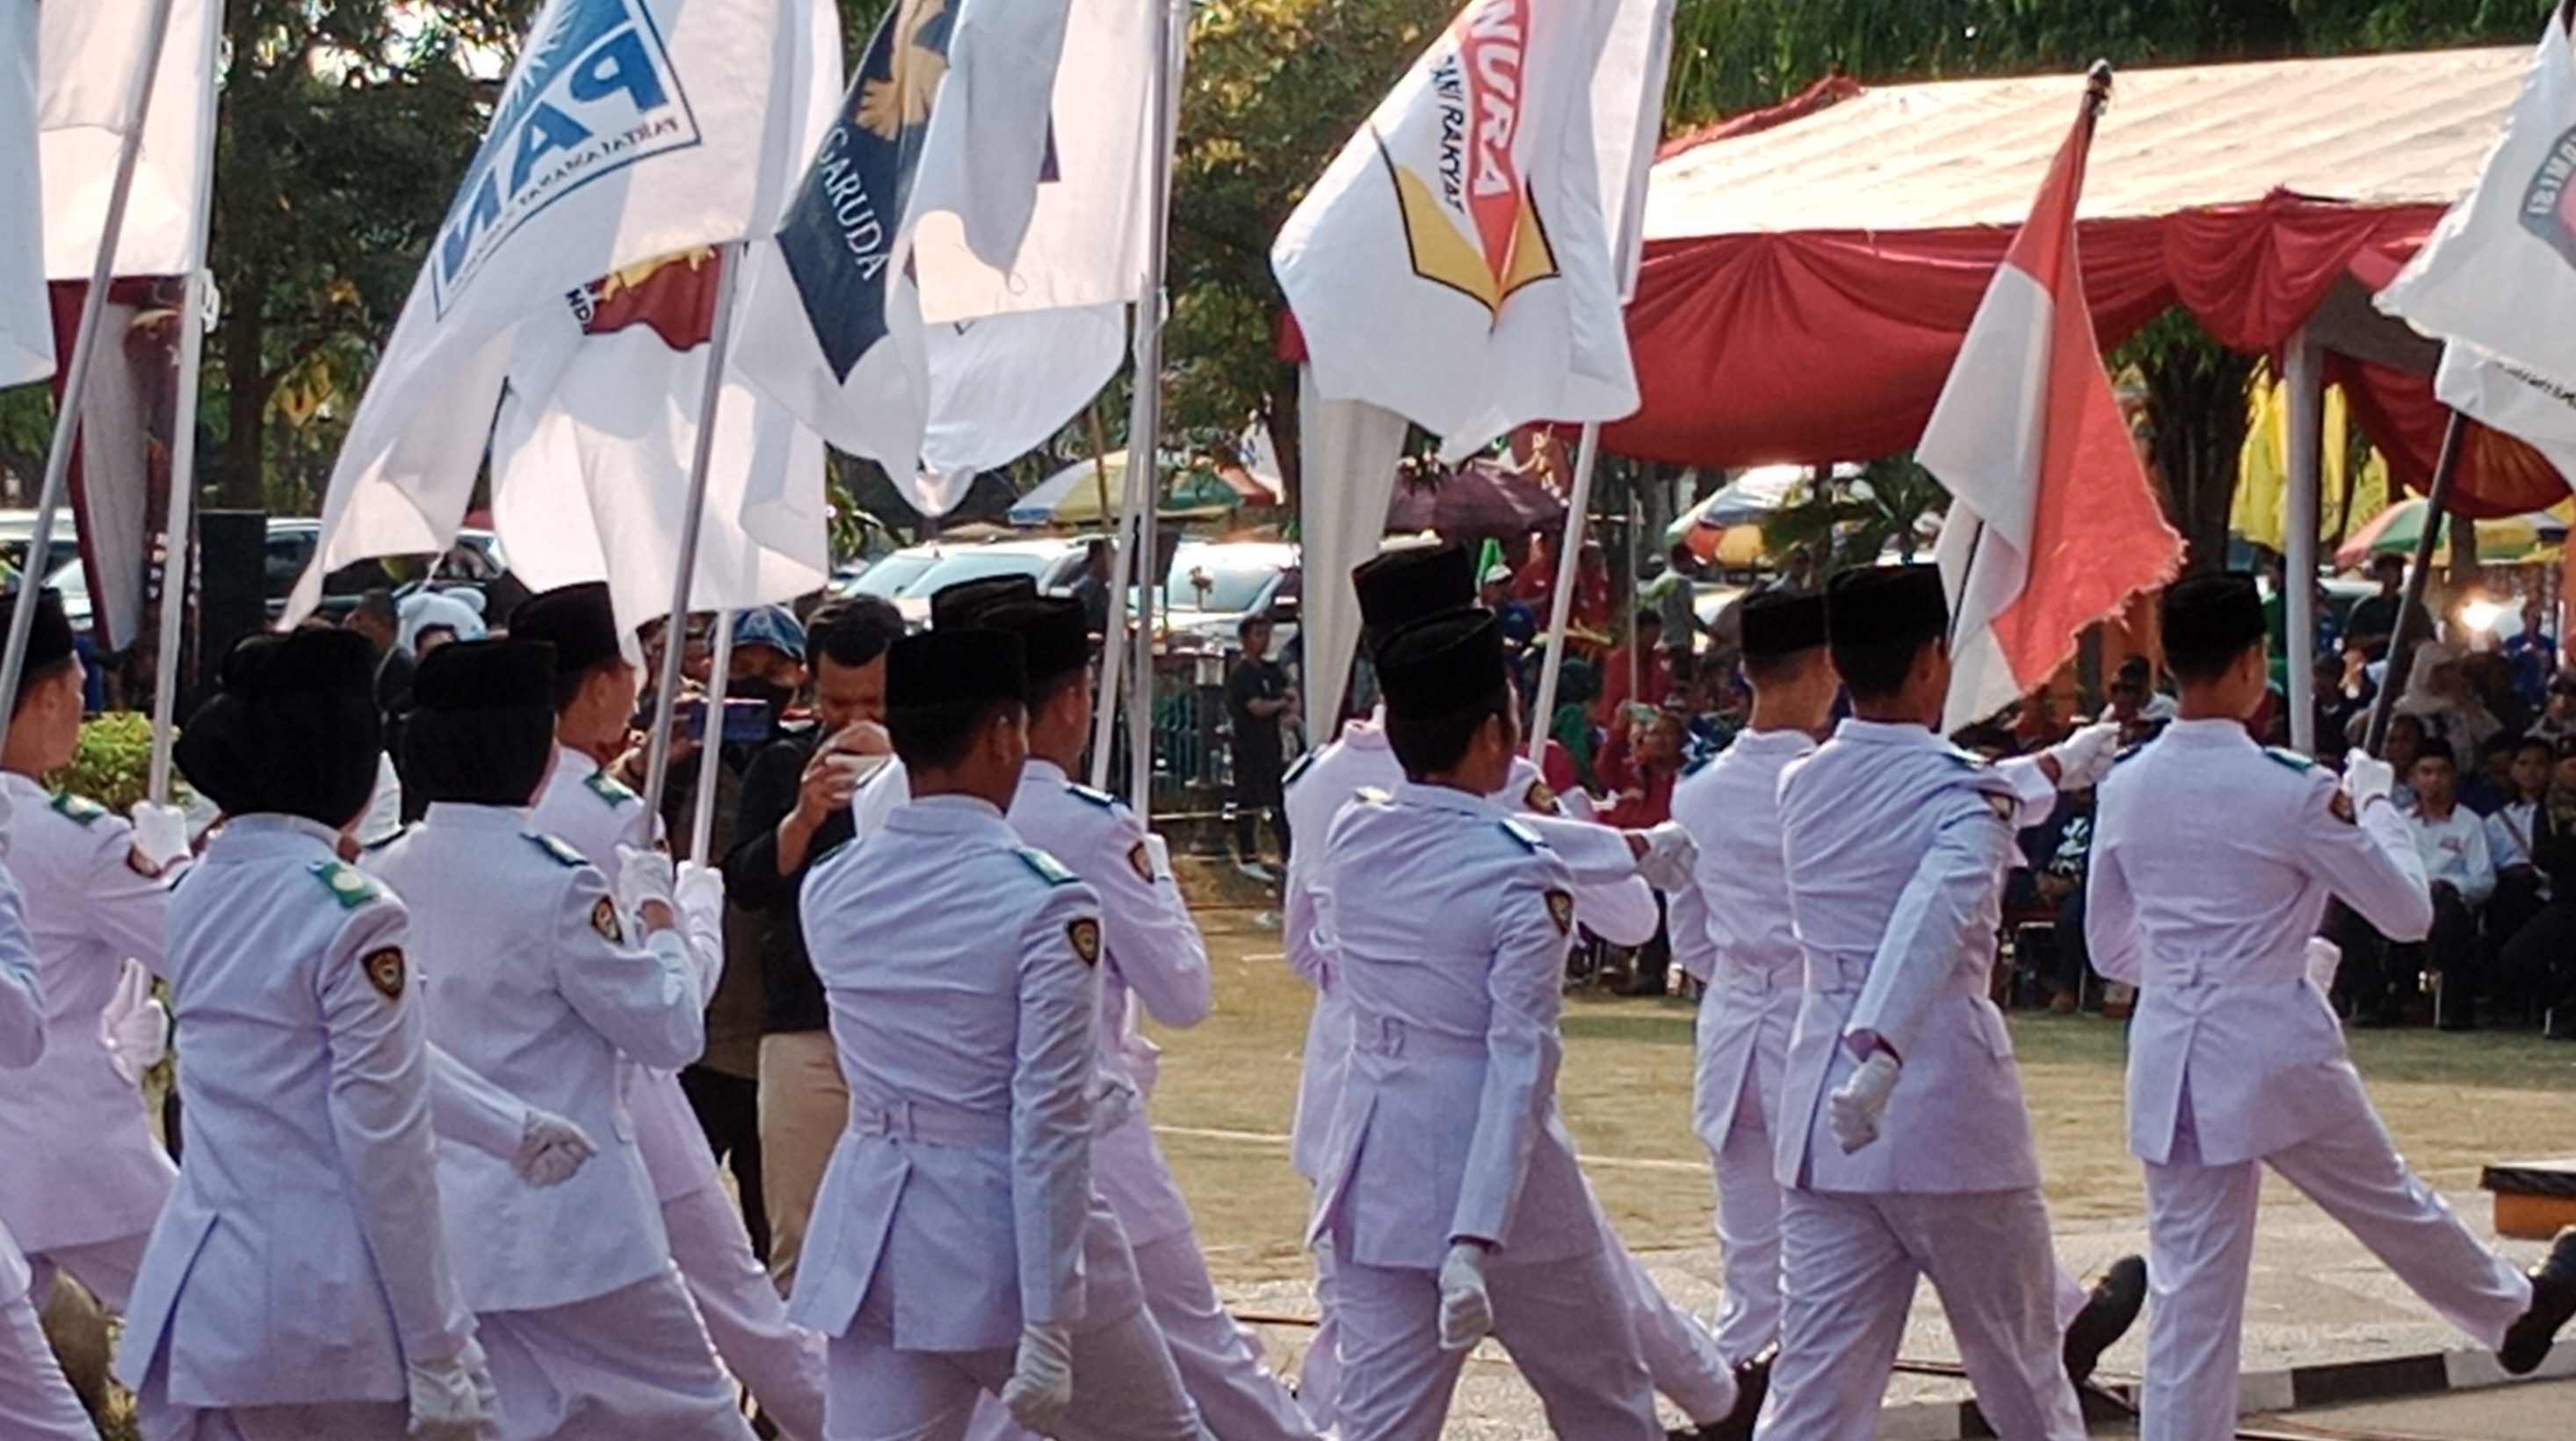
[1708,1079,1784,1366]
[1617,1229,1739,1424]
[1760,1188,2084,1441]
[0,1284,91,1440]
[480,1268,760,1441]
[823,1283,1210,1441]
[2140,1108,2532,1441]
[659,1177,829,1441]
[1334,1244,1660,1441]
[26,1230,148,1315]
[134,1348,409,1441]
[1298,1230,1343,1435]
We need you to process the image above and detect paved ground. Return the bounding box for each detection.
[2251,1376,2576,1440]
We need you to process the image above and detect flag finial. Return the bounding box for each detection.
[2085,61,2114,112]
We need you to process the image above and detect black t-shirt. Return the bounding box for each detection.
[1227,655,1288,771]
[721,728,851,1035]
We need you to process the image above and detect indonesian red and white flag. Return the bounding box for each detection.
[1926,76,2182,733]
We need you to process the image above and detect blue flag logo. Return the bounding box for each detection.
[430,0,699,317]
[775,0,958,381]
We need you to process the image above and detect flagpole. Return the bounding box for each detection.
[0,0,181,763]
[146,271,208,804]
[685,609,735,863]
[2361,409,2468,757]
[1115,0,1187,814]
[1526,422,1602,760]
[641,242,745,820]
[1086,414,1125,788]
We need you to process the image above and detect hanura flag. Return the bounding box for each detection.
[291,0,836,623]
[39,0,219,279]
[490,250,830,632]
[1271,0,1656,459]
[733,0,1089,505]
[1,0,47,385]
[2435,340,2576,487]
[1927,76,2182,734]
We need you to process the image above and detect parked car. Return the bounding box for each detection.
[0,511,81,584]
[874,538,1090,628]
[263,519,515,622]
[1159,539,1299,658]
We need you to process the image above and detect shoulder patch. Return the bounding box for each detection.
[362,946,407,1002]
[1066,782,1124,811]
[1983,792,2017,822]
[1522,778,1563,816]
[2328,789,2357,825]
[2262,746,2319,773]
[309,859,384,909]
[584,770,638,807]
[1067,916,1102,966]
[527,833,586,868]
[1018,848,1081,887]
[1127,840,1157,885]
[49,792,106,825]
[1283,751,1315,787]
[1499,817,1545,851]
[590,895,625,944]
[1544,888,1574,935]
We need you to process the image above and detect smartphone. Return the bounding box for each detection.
[678,697,772,742]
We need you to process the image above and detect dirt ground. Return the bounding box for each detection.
[1161,906,2576,1287]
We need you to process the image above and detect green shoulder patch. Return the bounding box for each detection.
[1498,817,1545,852]
[49,793,106,826]
[1018,847,1081,887]
[1066,783,1124,811]
[584,771,638,807]
[2261,746,2319,773]
[1282,751,1316,787]
[527,833,586,868]
[309,859,384,910]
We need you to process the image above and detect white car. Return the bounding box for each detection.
[868,538,1091,629]
[1159,540,1299,658]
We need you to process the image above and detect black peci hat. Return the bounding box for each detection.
[2160,573,2266,658]
[1355,544,1477,641]
[0,587,76,684]
[405,640,560,807]
[176,628,382,828]
[886,628,1026,712]
[508,582,623,677]
[1375,608,1508,719]
[1739,590,1827,659]
[1825,565,1949,651]
[410,637,557,712]
[930,575,1040,631]
[974,597,1090,692]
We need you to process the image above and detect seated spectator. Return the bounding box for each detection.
[2464,650,2534,741]
[2312,652,2362,767]
[2394,642,2501,771]
[2500,739,2576,1040]
[2464,731,2519,816]
[2532,673,2576,745]
[2344,554,2434,662]
[1483,563,1538,677]
[2504,596,2557,712]
[2408,750,2495,1030]
[2484,735,2553,1022]
[1596,607,1675,722]
[2102,655,2176,742]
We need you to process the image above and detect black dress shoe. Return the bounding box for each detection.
[2063,1254,2148,1385]
[1669,1346,1775,1441]
[2500,1227,2576,1374]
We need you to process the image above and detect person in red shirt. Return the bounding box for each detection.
[1596,610,1675,726]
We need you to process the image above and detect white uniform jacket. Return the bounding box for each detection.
[365,803,706,1313]
[1774,720,2050,1195]
[528,746,720,1204]
[792,795,1103,1351]
[0,773,177,1255]
[1669,729,1813,1155]
[2088,720,2434,1166]
[0,865,46,1302]
[1009,759,1211,1249]
[117,815,475,1407]
[1309,782,1593,1271]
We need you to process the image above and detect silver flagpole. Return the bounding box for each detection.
[1524,422,1601,759]
[641,242,745,819]
[1116,0,1187,813]
[0,0,182,761]
[148,3,223,805]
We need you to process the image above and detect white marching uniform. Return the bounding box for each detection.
[366,803,756,1441]
[0,772,177,1314]
[2088,720,2535,1441]
[1310,782,1660,1441]
[1003,760,1321,1441]
[1763,720,2085,1441]
[0,858,98,1440]
[117,815,481,1441]
[793,793,1207,1441]
[1670,728,1813,1366]
[1281,720,1733,1429]
[530,745,829,1440]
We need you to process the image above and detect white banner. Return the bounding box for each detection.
[40,0,217,278]
[1,0,47,385]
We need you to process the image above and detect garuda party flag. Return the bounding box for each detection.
[289,0,835,623]
[1926,72,2182,733]
[1,1,46,385]
[1271,0,1658,460]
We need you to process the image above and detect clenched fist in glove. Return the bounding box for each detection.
[512,1109,598,1188]
[2043,721,2123,793]
[2343,753,2396,812]
[129,800,192,873]
[1828,1050,1902,1153]
[1436,1242,1494,1352]
[1002,1323,1075,1432]
[98,958,168,1084]
[405,1357,489,1441]
[613,844,679,932]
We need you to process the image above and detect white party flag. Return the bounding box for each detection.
[39,0,217,279]
[1,0,48,385]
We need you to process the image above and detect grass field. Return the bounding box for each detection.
[1161,907,2576,1285]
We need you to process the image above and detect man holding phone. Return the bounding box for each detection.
[725,597,907,1292]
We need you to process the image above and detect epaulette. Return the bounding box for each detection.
[1283,750,1316,787]
[2262,746,2319,773]
[1499,817,1545,851]
[1066,782,1124,811]
[49,793,106,826]
[1018,847,1081,887]
[527,833,585,868]
[584,771,638,807]
[360,825,410,853]
[309,859,385,909]
[1940,747,1991,771]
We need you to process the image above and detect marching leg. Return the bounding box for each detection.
[1900,1190,2084,1441]
[0,1281,91,1441]
[1757,1189,1915,1441]
[1490,1245,1662,1441]
[1128,1228,1321,1441]
[1709,1097,1784,1366]
[661,1178,830,1441]
[1328,1260,1466,1441]
[2138,1140,2261,1441]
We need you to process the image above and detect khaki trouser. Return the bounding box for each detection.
[759,1030,850,1297]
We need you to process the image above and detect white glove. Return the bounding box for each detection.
[1828,1050,1902,1153]
[614,844,677,929]
[2044,721,2122,792]
[1143,833,1173,880]
[2305,937,2344,992]
[129,800,192,873]
[2344,753,2396,811]
[405,1358,486,1441]
[98,958,168,1084]
[1087,1066,1141,1139]
[1633,821,1698,892]
[512,1109,598,1188]
[1436,1242,1494,1351]
[1001,1322,1075,1432]
[676,860,725,926]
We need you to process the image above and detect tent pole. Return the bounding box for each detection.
[1527,422,1602,761]
[685,611,735,864]
[0,0,180,763]
[2283,329,2322,755]
[642,242,744,820]
[2361,409,2467,757]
